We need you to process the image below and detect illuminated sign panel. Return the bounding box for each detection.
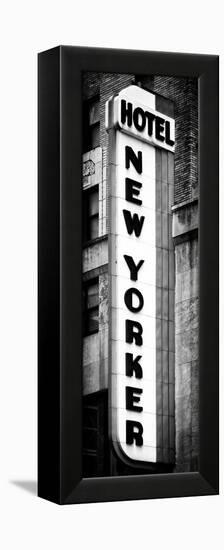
[106,86,175,465]
[106,87,175,152]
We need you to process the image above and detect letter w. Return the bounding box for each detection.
[123,209,145,237]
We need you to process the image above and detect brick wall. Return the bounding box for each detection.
[139,75,198,204]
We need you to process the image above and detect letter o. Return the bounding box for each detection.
[133,107,146,131]
[124,287,144,313]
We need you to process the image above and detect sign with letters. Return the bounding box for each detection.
[106,85,175,465]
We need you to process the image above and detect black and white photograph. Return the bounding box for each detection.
[1,0,222,545]
[82,71,199,477]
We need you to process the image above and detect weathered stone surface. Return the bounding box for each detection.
[168,213,173,250]
[156,248,162,287]
[99,326,108,388]
[161,182,168,213]
[169,352,175,382]
[156,380,163,411]
[82,146,102,164]
[156,318,162,348]
[175,354,199,470]
[175,240,191,273]
[191,266,199,299]
[169,321,175,352]
[169,290,174,320]
[176,420,192,460]
[174,227,199,471]
[156,149,162,182]
[162,319,169,351]
[99,273,108,325]
[99,326,108,361]
[176,332,190,364]
[175,362,191,399]
[83,238,108,272]
[190,238,198,269]
[161,150,168,183]
[99,358,108,389]
[175,271,188,302]
[83,360,100,395]
[156,349,162,382]
[162,350,169,383]
[168,184,174,209]
[175,237,199,274]
[175,266,198,303]
[83,159,95,177]
[156,212,162,248]
[156,179,162,212]
[83,333,99,365]
[156,287,162,319]
[162,249,169,289]
[191,359,199,426]
[94,161,102,184]
[83,147,102,188]
[162,212,168,249]
[169,384,175,416]
[172,199,198,239]
[175,297,199,335]
[83,304,109,394]
[162,288,169,320]
[169,252,175,289]
[154,145,175,447]
[167,152,174,185]
[163,383,169,416]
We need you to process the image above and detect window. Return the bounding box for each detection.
[83,96,100,153]
[83,392,109,477]
[83,278,99,336]
[83,406,98,450]
[83,185,99,243]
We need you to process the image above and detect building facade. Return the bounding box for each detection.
[82,72,199,477]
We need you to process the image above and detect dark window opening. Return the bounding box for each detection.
[134,74,154,92]
[83,96,100,153]
[83,392,109,477]
[83,278,99,336]
[83,185,99,243]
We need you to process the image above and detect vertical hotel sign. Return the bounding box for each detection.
[106,86,175,465]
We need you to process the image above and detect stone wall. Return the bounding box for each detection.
[172,200,199,471]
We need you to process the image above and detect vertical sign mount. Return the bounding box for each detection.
[106,85,175,466]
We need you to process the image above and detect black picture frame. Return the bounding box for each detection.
[38,46,219,504]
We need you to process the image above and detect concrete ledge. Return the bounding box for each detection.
[172,198,198,245]
[83,237,108,272]
[83,234,108,250]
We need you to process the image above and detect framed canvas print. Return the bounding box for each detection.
[38,46,219,504]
